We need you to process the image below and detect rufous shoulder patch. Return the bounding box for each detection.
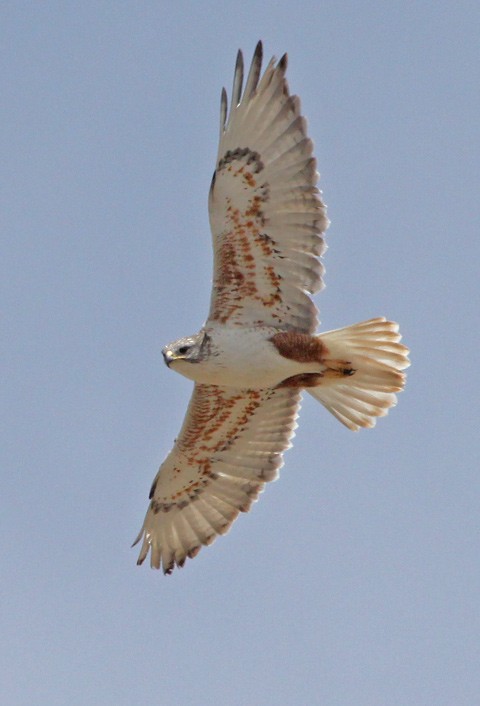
[270,331,327,363]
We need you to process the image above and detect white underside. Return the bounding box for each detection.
[171,325,321,388]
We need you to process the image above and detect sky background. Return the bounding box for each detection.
[2,2,479,705]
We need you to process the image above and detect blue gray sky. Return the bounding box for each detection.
[2,3,479,705]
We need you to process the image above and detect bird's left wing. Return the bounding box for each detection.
[135,383,300,573]
[207,41,329,333]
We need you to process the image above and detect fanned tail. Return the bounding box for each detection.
[308,318,410,431]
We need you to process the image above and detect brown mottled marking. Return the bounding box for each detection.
[243,171,256,188]
[210,146,290,324]
[270,331,328,363]
[149,387,268,511]
[218,147,264,173]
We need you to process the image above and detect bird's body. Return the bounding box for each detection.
[134,42,410,574]
[164,324,325,388]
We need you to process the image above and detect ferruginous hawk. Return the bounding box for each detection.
[134,42,410,574]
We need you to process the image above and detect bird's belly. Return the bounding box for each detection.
[202,349,301,388]
[177,327,320,388]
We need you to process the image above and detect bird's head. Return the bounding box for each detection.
[162,332,211,378]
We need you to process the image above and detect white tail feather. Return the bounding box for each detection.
[309,318,410,431]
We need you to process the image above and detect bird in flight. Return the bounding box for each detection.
[134,42,410,574]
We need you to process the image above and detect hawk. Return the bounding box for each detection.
[134,42,410,574]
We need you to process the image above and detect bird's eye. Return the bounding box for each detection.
[178,346,190,355]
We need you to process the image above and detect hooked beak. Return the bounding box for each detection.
[162,348,174,368]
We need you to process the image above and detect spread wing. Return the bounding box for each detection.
[135,384,300,573]
[207,41,328,333]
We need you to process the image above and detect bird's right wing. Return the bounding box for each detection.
[135,383,300,573]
